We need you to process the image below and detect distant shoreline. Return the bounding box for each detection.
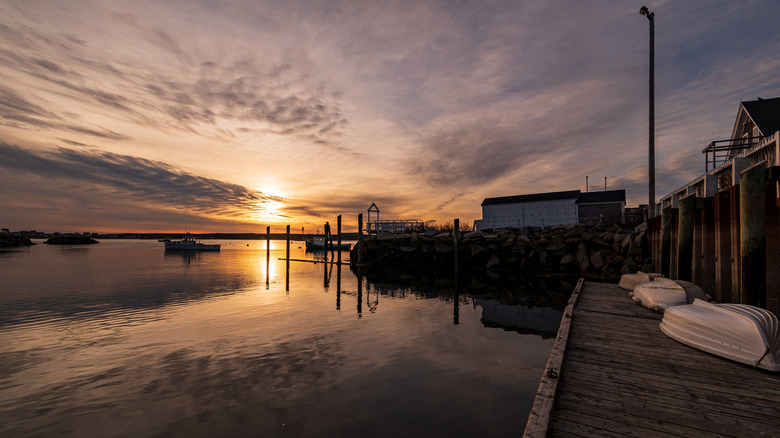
[19,232,361,241]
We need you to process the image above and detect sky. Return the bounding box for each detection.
[1,0,779,233]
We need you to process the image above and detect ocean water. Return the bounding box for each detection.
[0,239,564,437]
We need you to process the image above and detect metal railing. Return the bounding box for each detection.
[702,136,767,172]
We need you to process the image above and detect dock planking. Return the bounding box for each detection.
[524,281,780,438]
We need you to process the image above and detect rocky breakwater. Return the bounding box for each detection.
[350,222,651,282]
[44,235,99,245]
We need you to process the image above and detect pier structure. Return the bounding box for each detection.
[524,280,780,437]
[648,97,780,316]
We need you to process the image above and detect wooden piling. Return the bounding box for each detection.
[697,198,717,295]
[266,225,270,288]
[357,213,363,265]
[286,225,290,292]
[337,215,342,265]
[453,218,460,272]
[660,206,672,277]
[765,171,780,316]
[729,186,741,302]
[739,163,767,307]
[676,194,695,281]
[714,189,733,303]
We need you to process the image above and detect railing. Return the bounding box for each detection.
[702,136,767,172]
[366,220,424,234]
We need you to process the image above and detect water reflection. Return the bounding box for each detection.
[1,239,557,437]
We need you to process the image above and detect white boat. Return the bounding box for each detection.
[660,299,780,372]
[630,278,687,312]
[305,236,351,250]
[164,233,220,251]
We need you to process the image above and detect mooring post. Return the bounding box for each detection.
[358,213,363,265]
[677,194,696,281]
[266,225,270,288]
[661,206,672,277]
[337,215,342,265]
[453,218,460,272]
[739,163,767,307]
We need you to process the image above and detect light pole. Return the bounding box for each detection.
[640,5,655,218]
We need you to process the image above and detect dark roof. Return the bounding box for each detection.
[481,190,581,206]
[576,189,626,204]
[743,97,780,136]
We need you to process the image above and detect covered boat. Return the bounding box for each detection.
[164,233,220,251]
[630,278,686,312]
[660,299,780,372]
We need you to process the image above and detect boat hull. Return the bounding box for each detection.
[660,299,780,371]
[305,240,350,250]
[164,242,220,251]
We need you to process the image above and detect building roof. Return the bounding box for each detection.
[742,97,780,136]
[576,189,626,204]
[481,190,581,206]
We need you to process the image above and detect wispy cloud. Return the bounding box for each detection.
[0,141,281,222]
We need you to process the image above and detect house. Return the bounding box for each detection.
[474,189,626,230]
[663,96,780,210]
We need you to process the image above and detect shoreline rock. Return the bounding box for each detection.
[44,235,99,245]
[350,222,650,283]
[0,235,35,247]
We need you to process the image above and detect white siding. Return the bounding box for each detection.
[478,199,578,229]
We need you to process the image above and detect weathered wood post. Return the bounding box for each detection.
[714,190,733,302]
[697,198,717,295]
[286,224,290,292]
[337,215,342,265]
[739,163,767,307]
[336,263,342,311]
[677,194,696,281]
[765,168,780,316]
[453,218,460,273]
[661,206,673,277]
[729,186,741,302]
[266,225,270,288]
[357,213,363,265]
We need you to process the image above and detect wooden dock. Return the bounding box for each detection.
[524,280,780,438]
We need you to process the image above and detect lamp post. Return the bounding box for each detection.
[640,5,655,218]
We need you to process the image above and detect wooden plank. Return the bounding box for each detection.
[540,281,780,437]
[523,278,584,438]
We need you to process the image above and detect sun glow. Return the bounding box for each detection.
[251,186,287,223]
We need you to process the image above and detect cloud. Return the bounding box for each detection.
[0,141,282,222]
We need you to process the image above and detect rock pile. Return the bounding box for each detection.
[350,222,651,282]
[0,235,35,247]
[44,235,99,245]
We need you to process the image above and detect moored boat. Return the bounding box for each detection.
[660,299,780,371]
[630,278,686,312]
[164,233,220,251]
[305,236,351,250]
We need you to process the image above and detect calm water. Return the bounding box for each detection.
[0,239,564,437]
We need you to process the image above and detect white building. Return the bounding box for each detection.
[474,189,626,230]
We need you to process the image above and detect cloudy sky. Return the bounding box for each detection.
[1,0,779,233]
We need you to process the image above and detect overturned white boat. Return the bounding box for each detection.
[660,299,780,372]
[630,278,687,312]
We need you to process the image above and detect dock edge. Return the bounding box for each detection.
[522,277,584,438]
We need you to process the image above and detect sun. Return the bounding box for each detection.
[250,186,287,223]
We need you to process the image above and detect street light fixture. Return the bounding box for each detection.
[640,5,655,218]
